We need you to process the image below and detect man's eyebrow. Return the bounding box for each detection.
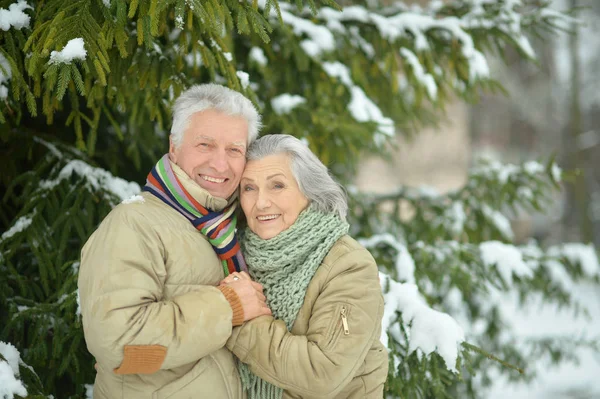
[194,135,215,142]
[230,141,247,148]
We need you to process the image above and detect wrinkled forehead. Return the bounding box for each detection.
[242,154,293,180]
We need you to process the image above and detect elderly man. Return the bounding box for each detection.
[78,84,271,398]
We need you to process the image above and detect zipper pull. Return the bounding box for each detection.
[341,306,349,335]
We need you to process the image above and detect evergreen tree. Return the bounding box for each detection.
[1,0,598,398]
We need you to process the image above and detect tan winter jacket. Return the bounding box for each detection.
[78,162,245,399]
[227,235,389,399]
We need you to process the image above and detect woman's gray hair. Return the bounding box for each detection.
[170,84,261,148]
[247,134,348,220]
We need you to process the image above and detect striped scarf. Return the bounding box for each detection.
[142,154,247,276]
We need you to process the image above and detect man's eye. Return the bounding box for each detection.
[229,148,244,156]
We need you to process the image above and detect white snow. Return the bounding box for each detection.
[236,71,250,90]
[446,202,466,236]
[49,38,87,65]
[33,136,62,158]
[39,160,141,203]
[0,342,27,399]
[400,48,437,99]
[549,243,600,278]
[350,86,395,144]
[223,52,233,62]
[281,11,335,58]
[480,241,534,285]
[551,162,562,182]
[122,195,145,204]
[0,53,11,100]
[85,384,94,398]
[249,47,267,66]
[319,5,490,80]
[481,205,514,241]
[271,94,306,115]
[0,1,31,31]
[359,233,415,283]
[488,282,600,398]
[1,214,33,241]
[524,161,545,175]
[380,273,465,372]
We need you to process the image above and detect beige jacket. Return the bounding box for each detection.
[78,162,245,399]
[227,235,388,399]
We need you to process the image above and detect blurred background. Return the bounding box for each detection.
[356,0,600,397]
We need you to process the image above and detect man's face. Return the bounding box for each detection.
[169,109,248,199]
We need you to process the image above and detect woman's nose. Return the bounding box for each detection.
[256,192,271,209]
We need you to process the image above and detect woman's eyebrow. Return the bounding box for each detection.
[267,173,285,180]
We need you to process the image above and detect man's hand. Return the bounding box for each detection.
[221,272,272,321]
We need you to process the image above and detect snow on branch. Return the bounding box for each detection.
[380,272,465,372]
[322,61,394,145]
[359,234,415,283]
[0,1,31,31]
[49,38,87,65]
[0,342,27,399]
[39,160,140,204]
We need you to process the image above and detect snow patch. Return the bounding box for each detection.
[122,195,145,204]
[49,38,87,65]
[249,47,267,67]
[480,241,534,285]
[380,273,465,372]
[0,1,31,31]
[0,342,27,399]
[271,94,306,115]
[1,214,33,241]
[39,160,141,203]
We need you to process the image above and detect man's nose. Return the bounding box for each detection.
[209,150,228,173]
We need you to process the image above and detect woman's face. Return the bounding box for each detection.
[240,153,309,240]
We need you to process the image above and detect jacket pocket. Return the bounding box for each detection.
[152,357,214,399]
[323,303,352,351]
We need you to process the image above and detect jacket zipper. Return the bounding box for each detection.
[341,306,349,335]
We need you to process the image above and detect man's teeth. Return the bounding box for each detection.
[202,175,226,183]
[257,215,279,221]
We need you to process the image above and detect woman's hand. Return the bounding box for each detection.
[220,271,252,285]
[220,271,272,321]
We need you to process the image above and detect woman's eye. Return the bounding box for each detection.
[273,183,284,189]
[243,185,254,192]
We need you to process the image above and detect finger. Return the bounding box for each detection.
[251,281,264,291]
[239,271,252,280]
[262,307,272,316]
[256,291,266,303]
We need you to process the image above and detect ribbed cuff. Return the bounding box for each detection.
[217,285,244,326]
[113,345,167,375]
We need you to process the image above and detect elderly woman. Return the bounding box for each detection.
[220,134,388,399]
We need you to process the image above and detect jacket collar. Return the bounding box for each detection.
[169,160,236,212]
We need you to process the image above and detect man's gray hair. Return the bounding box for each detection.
[247,134,348,220]
[170,84,261,148]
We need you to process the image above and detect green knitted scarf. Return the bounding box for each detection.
[238,205,349,399]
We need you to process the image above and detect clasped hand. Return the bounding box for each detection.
[220,271,272,321]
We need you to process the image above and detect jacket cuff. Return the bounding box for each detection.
[113,345,167,374]
[217,285,244,326]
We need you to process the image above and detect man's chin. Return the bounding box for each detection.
[197,181,233,199]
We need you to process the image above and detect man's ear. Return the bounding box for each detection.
[168,137,177,163]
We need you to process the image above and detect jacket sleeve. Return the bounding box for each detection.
[226,247,384,398]
[78,206,236,373]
